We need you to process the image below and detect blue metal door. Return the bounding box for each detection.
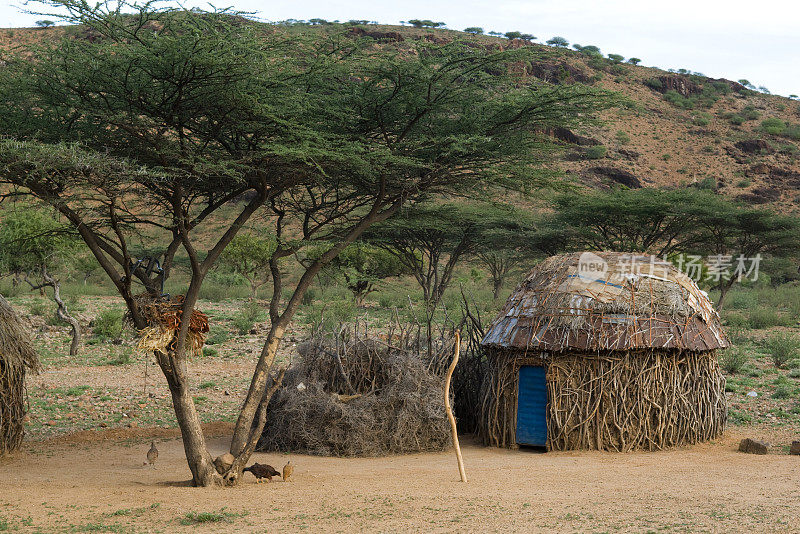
[516,365,547,447]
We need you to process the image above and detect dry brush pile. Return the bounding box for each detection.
[258,322,461,456]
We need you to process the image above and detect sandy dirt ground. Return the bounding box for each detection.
[1,424,798,533]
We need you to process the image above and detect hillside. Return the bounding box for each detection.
[1,21,799,211]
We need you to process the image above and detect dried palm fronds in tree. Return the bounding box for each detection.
[133,294,209,358]
[0,294,40,455]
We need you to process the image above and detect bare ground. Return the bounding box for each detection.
[1,424,798,533]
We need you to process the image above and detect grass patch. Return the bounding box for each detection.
[199,380,216,389]
[179,510,245,525]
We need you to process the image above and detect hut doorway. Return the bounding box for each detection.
[516,365,547,447]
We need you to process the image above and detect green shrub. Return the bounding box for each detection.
[773,385,794,399]
[232,301,263,335]
[615,130,631,144]
[748,308,791,329]
[202,347,218,358]
[763,333,800,368]
[583,145,607,159]
[729,292,757,310]
[728,114,745,126]
[781,124,800,140]
[741,105,760,120]
[94,309,124,340]
[761,117,786,135]
[789,368,800,378]
[720,346,749,374]
[692,112,711,126]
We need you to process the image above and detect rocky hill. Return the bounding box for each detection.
[2,22,798,209]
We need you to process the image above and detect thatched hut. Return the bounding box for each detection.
[478,252,728,452]
[0,294,40,455]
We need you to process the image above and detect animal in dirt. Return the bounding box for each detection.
[146,442,158,468]
[282,460,294,482]
[243,462,281,483]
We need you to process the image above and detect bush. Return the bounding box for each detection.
[748,308,791,329]
[232,301,263,335]
[720,346,749,374]
[615,130,631,144]
[763,333,800,368]
[728,114,745,126]
[93,309,124,340]
[692,112,711,126]
[463,27,483,35]
[741,105,760,120]
[761,117,786,135]
[583,145,607,159]
[781,124,800,140]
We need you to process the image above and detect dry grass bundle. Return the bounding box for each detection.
[257,328,453,457]
[0,294,40,454]
[133,294,209,357]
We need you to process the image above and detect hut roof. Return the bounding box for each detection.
[482,252,728,352]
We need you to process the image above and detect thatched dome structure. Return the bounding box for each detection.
[0,294,40,455]
[478,252,728,452]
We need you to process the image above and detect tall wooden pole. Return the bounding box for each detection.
[444,331,467,482]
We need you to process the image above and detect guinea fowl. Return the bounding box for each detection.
[243,462,281,483]
[146,442,158,468]
[282,461,294,482]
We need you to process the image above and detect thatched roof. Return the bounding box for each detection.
[482,252,728,352]
[0,294,40,373]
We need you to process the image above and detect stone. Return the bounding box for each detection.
[214,453,235,474]
[739,438,769,455]
[790,441,800,456]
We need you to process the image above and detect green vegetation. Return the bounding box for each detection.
[764,333,800,368]
[546,36,569,47]
[93,309,124,340]
[217,234,278,299]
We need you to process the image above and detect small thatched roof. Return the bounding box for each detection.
[0,294,40,373]
[482,252,728,352]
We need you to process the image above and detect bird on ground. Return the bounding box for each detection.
[282,460,294,482]
[146,442,158,468]
[243,462,281,483]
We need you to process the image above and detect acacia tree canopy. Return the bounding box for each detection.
[0,0,616,486]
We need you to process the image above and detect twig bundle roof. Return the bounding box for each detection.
[482,252,728,352]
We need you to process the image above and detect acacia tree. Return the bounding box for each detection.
[688,198,800,308]
[0,207,82,355]
[549,188,717,256]
[0,1,614,486]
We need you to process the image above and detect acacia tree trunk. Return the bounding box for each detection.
[30,269,81,356]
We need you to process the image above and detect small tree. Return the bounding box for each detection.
[321,242,410,305]
[463,27,484,35]
[607,53,624,63]
[0,208,82,355]
[504,31,522,40]
[35,20,55,28]
[546,36,569,47]
[217,234,278,299]
[627,57,641,65]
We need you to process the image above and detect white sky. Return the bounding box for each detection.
[2,0,798,96]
